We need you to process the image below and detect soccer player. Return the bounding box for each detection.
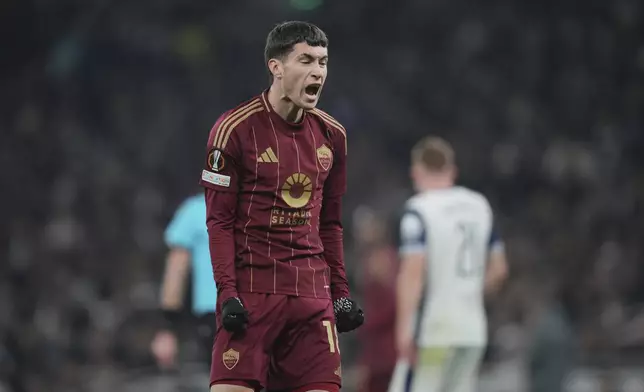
[151,192,217,369]
[388,137,508,392]
[199,21,364,392]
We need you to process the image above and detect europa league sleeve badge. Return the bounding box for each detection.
[207,148,226,172]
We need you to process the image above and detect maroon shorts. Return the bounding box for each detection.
[210,293,342,391]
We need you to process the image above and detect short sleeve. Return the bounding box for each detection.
[399,210,427,256]
[199,112,243,192]
[164,198,198,250]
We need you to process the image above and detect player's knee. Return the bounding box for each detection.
[210,383,254,392]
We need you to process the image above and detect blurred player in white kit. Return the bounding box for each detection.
[388,136,509,392]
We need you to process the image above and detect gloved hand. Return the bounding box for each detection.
[221,297,249,333]
[333,297,364,333]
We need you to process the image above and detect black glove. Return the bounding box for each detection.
[221,297,249,333]
[333,297,364,333]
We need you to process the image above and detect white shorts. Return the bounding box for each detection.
[388,346,484,392]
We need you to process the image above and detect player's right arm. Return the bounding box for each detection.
[484,220,508,294]
[395,209,427,361]
[200,112,244,304]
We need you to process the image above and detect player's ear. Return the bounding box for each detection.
[268,58,283,79]
[450,164,459,181]
[410,163,420,181]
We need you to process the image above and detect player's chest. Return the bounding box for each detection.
[241,126,334,194]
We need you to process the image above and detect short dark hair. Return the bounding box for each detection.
[264,21,328,80]
[411,136,455,171]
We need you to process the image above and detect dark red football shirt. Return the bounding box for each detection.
[199,91,349,301]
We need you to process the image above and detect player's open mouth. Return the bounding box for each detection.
[304,84,321,97]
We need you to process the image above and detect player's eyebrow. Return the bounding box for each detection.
[298,53,328,62]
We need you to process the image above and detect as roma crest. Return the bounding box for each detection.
[316,145,333,171]
[222,348,239,370]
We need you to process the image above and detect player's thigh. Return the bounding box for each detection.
[409,346,455,392]
[268,297,341,391]
[210,293,287,390]
[413,346,482,392]
[449,346,483,392]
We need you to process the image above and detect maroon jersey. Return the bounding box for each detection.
[200,91,349,301]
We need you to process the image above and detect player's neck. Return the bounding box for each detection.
[267,86,304,123]
[419,179,454,192]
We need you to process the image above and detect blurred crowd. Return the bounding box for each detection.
[3,0,644,391]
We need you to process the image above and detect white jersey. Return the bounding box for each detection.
[399,186,501,347]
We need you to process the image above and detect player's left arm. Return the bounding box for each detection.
[395,209,427,360]
[320,125,363,332]
[484,219,508,294]
[320,125,349,299]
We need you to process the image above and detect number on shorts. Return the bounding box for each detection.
[322,320,340,353]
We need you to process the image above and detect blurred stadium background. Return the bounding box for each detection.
[3,0,644,391]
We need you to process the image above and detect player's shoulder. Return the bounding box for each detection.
[408,186,489,210]
[456,186,491,206]
[404,193,423,209]
[450,187,493,218]
[211,94,267,149]
[402,194,428,219]
[308,107,347,139]
[218,94,266,122]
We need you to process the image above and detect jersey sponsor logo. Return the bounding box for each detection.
[281,173,312,208]
[316,144,333,171]
[257,146,278,163]
[270,207,312,226]
[207,148,225,171]
[202,170,231,188]
[222,348,239,370]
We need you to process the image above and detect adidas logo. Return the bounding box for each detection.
[258,147,278,163]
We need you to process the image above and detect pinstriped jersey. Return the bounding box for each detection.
[199,91,347,299]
